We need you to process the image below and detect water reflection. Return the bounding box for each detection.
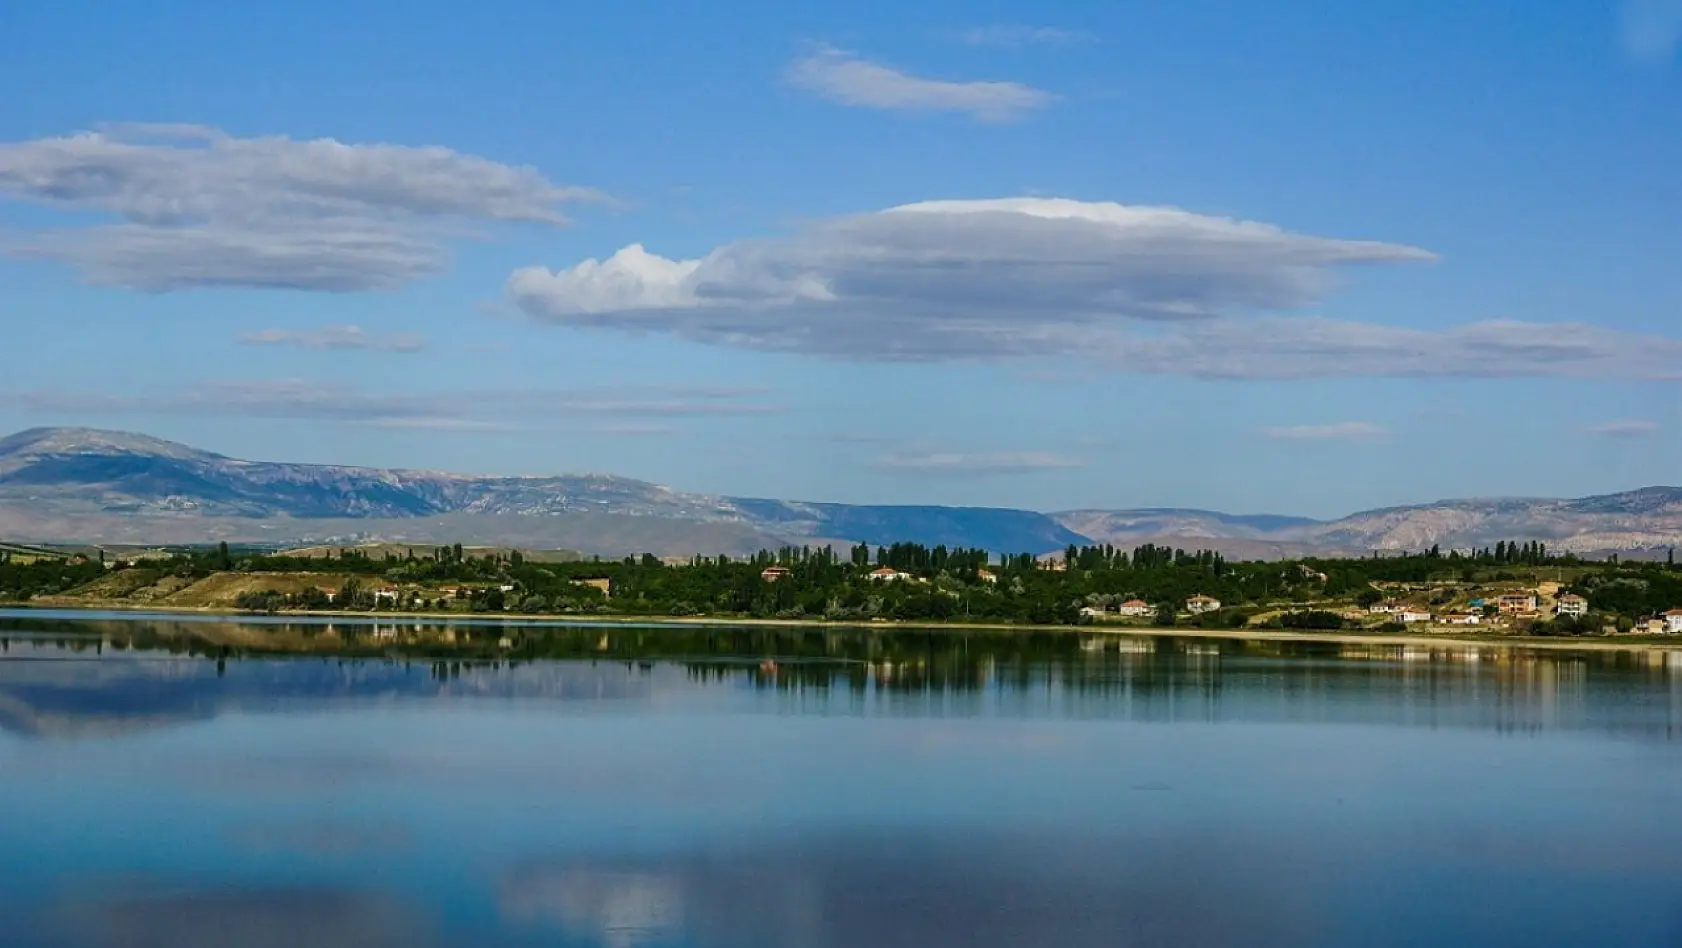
[38,888,432,948]
[4,614,1682,740]
[6,615,1682,946]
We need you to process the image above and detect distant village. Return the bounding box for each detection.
[1071,569,1682,636]
[5,538,1682,637]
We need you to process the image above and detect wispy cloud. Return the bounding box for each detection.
[0,381,779,431]
[1583,419,1661,438]
[1618,0,1682,63]
[1114,318,1682,381]
[955,25,1096,48]
[582,423,680,438]
[0,124,603,292]
[240,325,426,352]
[1263,422,1389,441]
[346,417,519,433]
[786,47,1056,121]
[876,451,1088,476]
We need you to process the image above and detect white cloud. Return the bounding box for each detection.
[0,124,601,291]
[1583,419,1662,438]
[508,197,1682,381]
[240,325,426,352]
[956,25,1096,47]
[1263,422,1389,441]
[876,451,1088,476]
[510,196,1434,362]
[0,381,779,428]
[1618,0,1682,62]
[786,48,1055,121]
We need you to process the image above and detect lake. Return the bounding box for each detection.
[3,612,1682,947]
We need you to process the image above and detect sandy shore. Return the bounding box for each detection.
[5,599,1682,654]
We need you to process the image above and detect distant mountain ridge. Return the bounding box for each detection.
[0,428,1084,554]
[1,427,1678,557]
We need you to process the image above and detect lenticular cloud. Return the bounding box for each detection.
[507,197,1435,361]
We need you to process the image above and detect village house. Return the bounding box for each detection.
[573,578,612,597]
[1497,593,1539,614]
[1397,607,1433,624]
[1440,613,1482,626]
[1369,601,1400,615]
[1557,594,1589,618]
[1079,606,1106,619]
[1116,599,1153,618]
[868,567,912,582]
[760,566,792,582]
[976,568,998,584]
[1667,610,1682,635]
[1186,594,1221,614]
[373,587,399,603]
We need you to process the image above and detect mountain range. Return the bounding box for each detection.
[1,427,1679,558]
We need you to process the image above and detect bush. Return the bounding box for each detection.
[1280,610,1347,631]
[233,590,287,614]
[1190,608,1250,630]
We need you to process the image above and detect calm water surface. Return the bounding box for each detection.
[3,612,1682,947]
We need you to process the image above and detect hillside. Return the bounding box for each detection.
[1054,490,1682,556]
[0,428,1084,555]
[3,427,1679,557]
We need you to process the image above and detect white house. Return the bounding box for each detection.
[1666,610,1682,635]
[868,567,912,582]
[976,568,998,584]
[1116,599,1153,618]
[1397,607,1433,623]
[1440,613,1482,626]
[1557,594,1588,618]
[373,587,400,603]
[760,566,792,582]
[1186,595,1221,614]
[1079,606,1106,619]
[1369,601,1399,615]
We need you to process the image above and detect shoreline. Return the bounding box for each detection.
[5,599,1682,654]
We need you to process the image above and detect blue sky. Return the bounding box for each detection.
[1,0,1678,518]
